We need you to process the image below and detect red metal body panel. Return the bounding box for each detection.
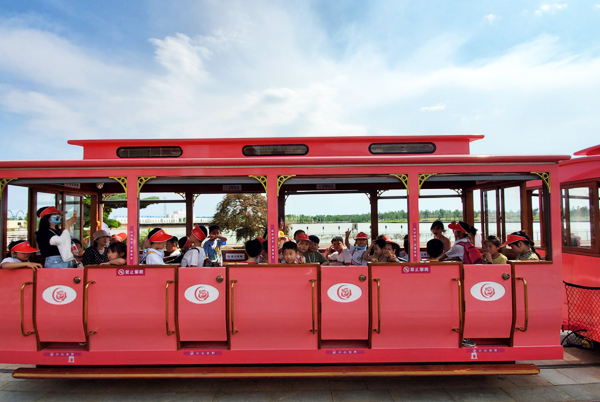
[228,265,318,350]
[0,269,37,352]
[320,265,369,340]
[86,266,177,351]
[513,262,563,347]
[562,253,600,287]
[462,264,513,339]
[370,263,461,349]
[35,268,85,343]
[178,267,227,342]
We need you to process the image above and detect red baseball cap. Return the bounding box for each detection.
[355,232,368,240]
[191,224,207,242]
[448,221,467,234]
[149,229,172,243]
[38,206,66,218]
[255,237,265,243]
[296,233,311,243]
[500,234,528,249]
[112,232,127,241]
[11,241,39,253]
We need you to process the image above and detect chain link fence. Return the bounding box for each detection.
[563,281,600,347]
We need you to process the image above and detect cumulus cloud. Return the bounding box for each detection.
[534,4,568,16]
[484,14,498,24]
[420,104,446,112]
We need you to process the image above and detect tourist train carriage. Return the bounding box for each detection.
[0,135,567,379]
[558,144,600,346]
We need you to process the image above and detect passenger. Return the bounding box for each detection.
[144,228,173,265]
[82,230,111,266]
[293,229,306,242]
[323,236,352,265]
[139,237,151,264]
[344,231,369,266]
[430,220,451,252]
[305,235,329,264]
[256,240,268,263]
[399,235,409,260]
[296,233,312,262]
[482,236,508,264]
[425,239,444,261]
[111,233,127,243]
[278,217,290,249]
[281,241,304,264]
[71,238,84,263]
[181,225,208,267]
[244,239,263,263]
[501,231,541,261]
[164,236,181,258]
[203,225,227,266]
[172,236,190,265]
[100,242,127,266]
[1,240,42,270]
[439,221,483,263]
[363,238,387,263]
[35,206,78,268]
[384,240,407,263]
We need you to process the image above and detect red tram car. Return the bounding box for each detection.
[0,135,567,379]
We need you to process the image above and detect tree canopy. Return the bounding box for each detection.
[212,194,267,242]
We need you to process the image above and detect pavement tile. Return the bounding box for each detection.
[213,391,274,402]
[95,392,181,402]
[0,390,48,402]
[291,378,331,391]
[557,367,600,384]
[433,375,513,389]
[501,386,574,402]
[505,374,553,387]
[538,369,579,385]
[36,392,100,402]
[329,379,368,391]
[169,392,217,402]
[389,387,454,401]
[445,387,516,402]
[365,377,418,390]
[332,390,393,402]
[558,383,600,401]
[252,379,298,392]
[271,390,333,402]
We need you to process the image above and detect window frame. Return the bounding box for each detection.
[560,180,600,256]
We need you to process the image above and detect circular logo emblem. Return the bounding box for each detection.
[118,269,125,276]
[481,284,496,298]
[52,288,68,303]
[195,287,210,301]
[337,285,352,300]
[402,266,410,273]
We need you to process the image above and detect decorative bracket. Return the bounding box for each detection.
[0,178,17,197]
[176,192,200,205]
[389,174,409,195]
[452,188,463,196]
[249,175,268,193]
[137,177,155,197]
[366,190,388,201]
[277,175,296,196]
[418,173,437,194]
[109,177,127,194]
[532,172,551,193]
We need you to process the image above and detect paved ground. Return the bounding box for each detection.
[2,346,600,402]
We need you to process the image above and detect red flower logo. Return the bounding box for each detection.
[481,284,496,298]
[52,288,67,303]
[195,287,209,301]
[337,285,352,300]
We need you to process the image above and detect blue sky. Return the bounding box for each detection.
[2,1,600,216]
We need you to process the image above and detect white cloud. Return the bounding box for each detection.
[420,104,446,112]
[534,4,568,16]
[484,14,498,24]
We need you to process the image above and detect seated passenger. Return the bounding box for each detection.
[482,236,508,264]
[172,236,190,265]
[82,230,111,266]
[144,228,173,265]
[501,231,541,261]
[383,240,407,263]
[101,242,127,266]
[439,221,483,263]
[203,225,227,266]
[323,236,351,265]
[111,232,127,243]
[363,238,387,263]
[256,240,268,263]
[399,235,409,260]
[1,240,42,270]
[244,239,263,263]
[139,237,151,263]
[165,236,181,258]
[296,233,312,262]
[71,238,84,264]
[430,220,451,252]
[281,241,304,264]
[425,239,444,261]
[293,229,306,242]
[181,225,208,267]
[305,235,328,264]
[345,231,369,266]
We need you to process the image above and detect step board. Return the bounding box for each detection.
[13,364,540,379]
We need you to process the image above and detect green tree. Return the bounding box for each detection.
[213,194,267,242]
[83,194,161,230]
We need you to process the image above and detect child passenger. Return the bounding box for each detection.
[2,241,43,270]
[181,225,208,267]
[430,220,451,252]
[501,231,541,261]
[295,234,312,262]
[256,240,268,263]
[244,239,263,263]
[144,228,173,265]
[363,238,387,263]
[323,236,352,265]
[425,239,444,261]
[165,236,181,258]
[172,236,191,265]
[101,242,127,266]
[383,240,406,263]
[203,225,227,266]
[305,235,328,264]
[439,221,478,262]
[281,241,304,264]
[345,231,369,266]
[482,236,508,264]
